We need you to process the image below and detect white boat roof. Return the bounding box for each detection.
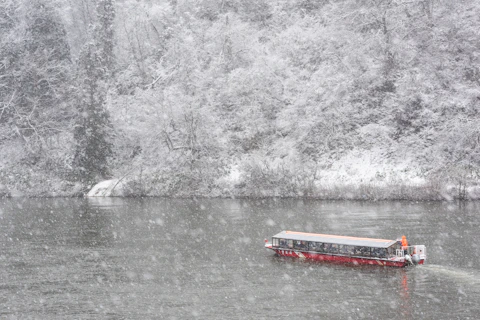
[272,231,398,248]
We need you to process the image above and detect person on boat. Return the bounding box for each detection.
[401,235,408,255]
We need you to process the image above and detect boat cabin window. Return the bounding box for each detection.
[308,242,324,252]
[273,237,391,258]
[276,238,290,248]
[287,239,293,248]
[372,248,387,258]
[339,245,354,255]
[273,238,280,247]
[352,246,370,256]
[329,244,339,253]
[294,240,307,250]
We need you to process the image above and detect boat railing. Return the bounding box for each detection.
[395,245,426,258]
[395,249,404,257]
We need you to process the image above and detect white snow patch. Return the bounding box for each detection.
[217,164,242,192]
[318,149,426,187]
[467,186,480,200]
[87,179,125,197]
[227,165,241,183]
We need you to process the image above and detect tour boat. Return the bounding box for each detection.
[265,231,426,267]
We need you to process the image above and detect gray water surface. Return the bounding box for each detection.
[1,198,479,319]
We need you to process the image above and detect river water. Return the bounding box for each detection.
[1,198,479,319]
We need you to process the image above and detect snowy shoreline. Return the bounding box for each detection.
[1,178,478,201]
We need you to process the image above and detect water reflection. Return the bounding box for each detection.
[400,270,412,319]
[74,199,115,248]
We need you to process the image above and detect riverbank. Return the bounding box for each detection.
[1,175,478,201]
[1,138,478,201]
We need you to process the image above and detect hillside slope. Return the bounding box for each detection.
[1,0,479,199]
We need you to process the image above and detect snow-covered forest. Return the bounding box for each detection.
[1,0,479,199]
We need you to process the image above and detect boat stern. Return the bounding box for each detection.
[403,245,427,266]
[413,244,427,265]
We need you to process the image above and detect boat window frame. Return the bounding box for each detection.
[275,238,289,248]
[273,235,398,259]
[273,238,280,247]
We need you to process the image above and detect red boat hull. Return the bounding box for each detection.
[271,248,412,267]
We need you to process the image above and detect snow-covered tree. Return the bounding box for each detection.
[0,0,72,151]
[72,0,116,188]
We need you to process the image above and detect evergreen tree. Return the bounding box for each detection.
[72,0,115,188]
[94,0,115,75]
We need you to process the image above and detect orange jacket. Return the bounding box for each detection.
[401,236,408,247]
